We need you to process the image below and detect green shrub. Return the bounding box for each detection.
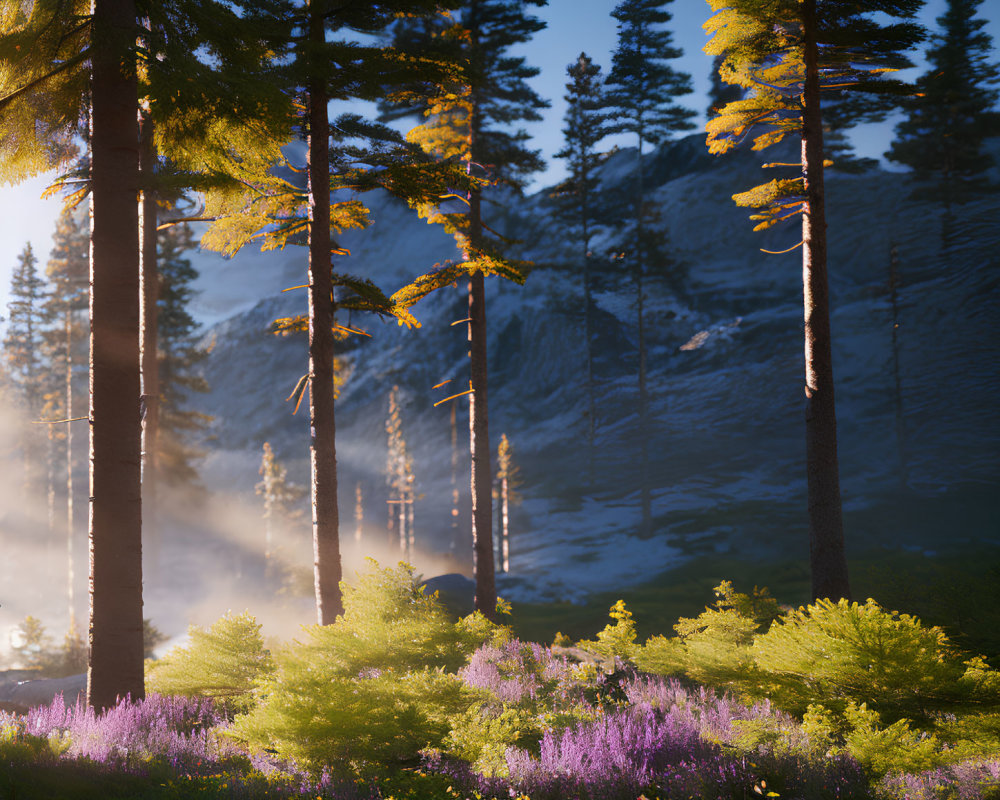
[635,581,779,690]
[753,598,997,722]
[226,561,503,776]
[576,599,639,661]
[804,701,941,777]
[442,703,537,777]
[145,611,273,713]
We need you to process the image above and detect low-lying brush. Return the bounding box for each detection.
[4,563,1000,800]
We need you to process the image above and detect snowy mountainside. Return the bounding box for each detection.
[186,134,1000,602]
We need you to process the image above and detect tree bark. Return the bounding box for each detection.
[65,307,75,632]
[635,136,651,538]
[801,0,850,602]
[307,0,342,625]
[468,263,495,619]
[500,474,509,573]
[582,178,595,484]
[888,244,908,491]
[465,8,496,619]
[139,111,160,568]
[87,0,144,710]
[450,399,460,551]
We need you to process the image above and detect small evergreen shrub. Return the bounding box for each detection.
[754,598,999,722]
[635,581,779,689]
[145,611,273,714]
[227,561,504,776]
[576,599,639,661]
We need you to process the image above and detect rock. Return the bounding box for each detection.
[0,673,86,713]
[420,573,476,618]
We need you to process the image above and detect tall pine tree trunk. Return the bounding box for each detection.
[500,474,509,572]
[464,22,496,615]
[307,0,342,625]
[87,0,144,710]
[65,307,76,632]
[635,139,651,538]
[139,112,160,567]
[801,0,850,602]
[888,244,908,490]
[468,262,494,618]
[582,190,596,483]
[450,400,460,551]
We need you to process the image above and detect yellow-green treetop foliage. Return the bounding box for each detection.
[379,1,548,297]
[197,2,478,332]
[0,0,89,185]
[0,0,291,201]
[704,0,923,231]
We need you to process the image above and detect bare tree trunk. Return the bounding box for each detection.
[406,489,415,560]
[65,308,75,632]
[398,496,407,556]
[801,0,850,602]
[467,206,495,618]
[635,138,651,538]
[450,399,459,550]
[139,111,160,569]
[87,0,144,710]
[888,244,908,491]
[47,424,55,537]
[307,0,342,625]
[354,481,363,544]
[500,474,509,573]
[582,198,595,484]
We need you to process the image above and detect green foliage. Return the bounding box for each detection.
[145,612,273,714]
[806,701,941,777]
[886,0,1000,197]
[442,703,536,777]
[753,598,992,722]
[10,616,89,678]
[12,616,59,673]
[142,620,169,660]
[4,243,48,411]
[606,0,695,147]
[227,561,503,775]
[635,581,779,688]
[577,599,639,660]
[704,0,924,230]
[156,221,212,489]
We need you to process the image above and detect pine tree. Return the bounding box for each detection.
[0,0,295,709]
[886,0,1000,204]
[605,0,695,538]
[704,0,924,602]
[156,222,211,491]
[43,206,90,634]
[4,243,49,494]
[494,433,521,573]
[551,53,611,479]
[200,0,474,624]
[385,385,417,560]
[256,442,306,564]
[384,0,548,619]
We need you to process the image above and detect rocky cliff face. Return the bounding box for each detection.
[187,134,1000,602]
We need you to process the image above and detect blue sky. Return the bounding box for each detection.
[0,0,996,310]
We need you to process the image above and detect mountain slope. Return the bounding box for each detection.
[186,133,1000,602]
